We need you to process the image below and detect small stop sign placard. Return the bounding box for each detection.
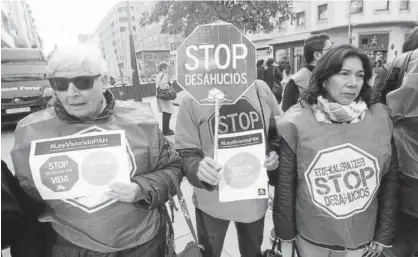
[176,22,256,105]
[40,155,79,192]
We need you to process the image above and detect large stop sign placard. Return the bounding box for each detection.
[176,22,256,105]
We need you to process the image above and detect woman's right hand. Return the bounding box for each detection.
[197,157,222,186]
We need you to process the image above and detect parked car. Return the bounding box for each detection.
[1,48,54,125]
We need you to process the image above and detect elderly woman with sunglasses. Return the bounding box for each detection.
[10,43,183,257]
[272,45,399,257]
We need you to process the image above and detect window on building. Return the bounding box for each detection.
[114,49,118,55]
[133,26,136,31]
[375,0,390,11]
[113,40,117,46]
[400,0,409,10]
[278,17,288,30]
[351,0,364,13]
[119,17,128,23]
[117,7,125,12]
[295,12,305,26]
[132,16,135,21]
[361,38,368,45]
[120,27,126,32]
[318,4,328,20]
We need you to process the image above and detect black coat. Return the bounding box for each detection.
[1,160,54,257]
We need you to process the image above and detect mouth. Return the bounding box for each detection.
[342,93,356,97]
[69,103,87,107]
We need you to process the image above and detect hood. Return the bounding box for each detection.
[1,80,50,99]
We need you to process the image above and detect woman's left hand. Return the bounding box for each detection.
[265,151,279,171]
[363,241,386,257]
[106,181,143,203]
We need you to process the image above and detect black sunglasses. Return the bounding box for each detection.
[48,74,101,91]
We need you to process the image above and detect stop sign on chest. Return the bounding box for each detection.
[210,98,263,135]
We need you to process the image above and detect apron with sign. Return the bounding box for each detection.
[11,101,161,252]
[276,103,393,249]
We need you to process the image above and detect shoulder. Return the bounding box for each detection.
[16,108,56,130]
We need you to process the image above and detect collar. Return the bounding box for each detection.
[305,65,315,72]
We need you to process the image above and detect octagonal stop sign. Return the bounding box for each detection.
[304,143,380,220]
[176,22,256,105]
[40,155,79,192]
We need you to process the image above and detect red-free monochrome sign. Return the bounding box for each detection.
[176,22,256,105]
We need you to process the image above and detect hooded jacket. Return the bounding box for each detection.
[11,90,183,252]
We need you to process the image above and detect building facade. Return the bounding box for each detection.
[1,0,42,49]
[247,0,418,74]
[90,1,181,79]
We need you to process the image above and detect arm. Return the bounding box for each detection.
[373,139,400,246]
[175,97,216,191]
[159,74,171,90]
[131,131,183,210]
[273,137,298,240]
[274,67,283,83]
[282,80,300,112]
[372,66,389,104]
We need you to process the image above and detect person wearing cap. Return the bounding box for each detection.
[10,43,183,257]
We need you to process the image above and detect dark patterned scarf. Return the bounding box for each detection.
[54,89,116,123]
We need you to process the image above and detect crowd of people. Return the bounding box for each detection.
[2,27,417,257]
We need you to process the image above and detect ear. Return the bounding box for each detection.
[313,51,322,61]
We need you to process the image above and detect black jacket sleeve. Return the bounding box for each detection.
[273,137,298,240]
[373,139,400,246]
[372,66,389,104]
[177,148,216,191]
[131,131,184,210]
[282,80,300,113]
[1,160,52,257]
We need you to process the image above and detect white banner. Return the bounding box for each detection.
[217,129,269,202]
[29,130,131,200]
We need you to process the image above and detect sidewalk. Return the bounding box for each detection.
[143,94,275,256]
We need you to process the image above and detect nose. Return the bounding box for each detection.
[68,82,80,95]
[347,74,358,87]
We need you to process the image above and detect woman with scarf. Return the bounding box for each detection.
[272,45,399,257]
[10,43,183,257]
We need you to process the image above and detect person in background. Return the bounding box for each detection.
[273,45,399,257]
[175,79,282,257]
[156,62,175,136]
[11,43,183,257]
[257,59,265,80]
[379,28,418,257]
[373,26,418,102]
[281,33,332,112]
[264,58,283,104]
[2,160,52,257]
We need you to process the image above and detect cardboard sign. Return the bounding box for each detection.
[29,130,131,200]
[217,130,268,202]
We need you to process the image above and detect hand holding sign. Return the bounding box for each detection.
[265,151,279,171]
[198,157,222,186]
[107,181,143,203]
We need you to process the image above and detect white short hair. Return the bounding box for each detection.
[47,43,108,79]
